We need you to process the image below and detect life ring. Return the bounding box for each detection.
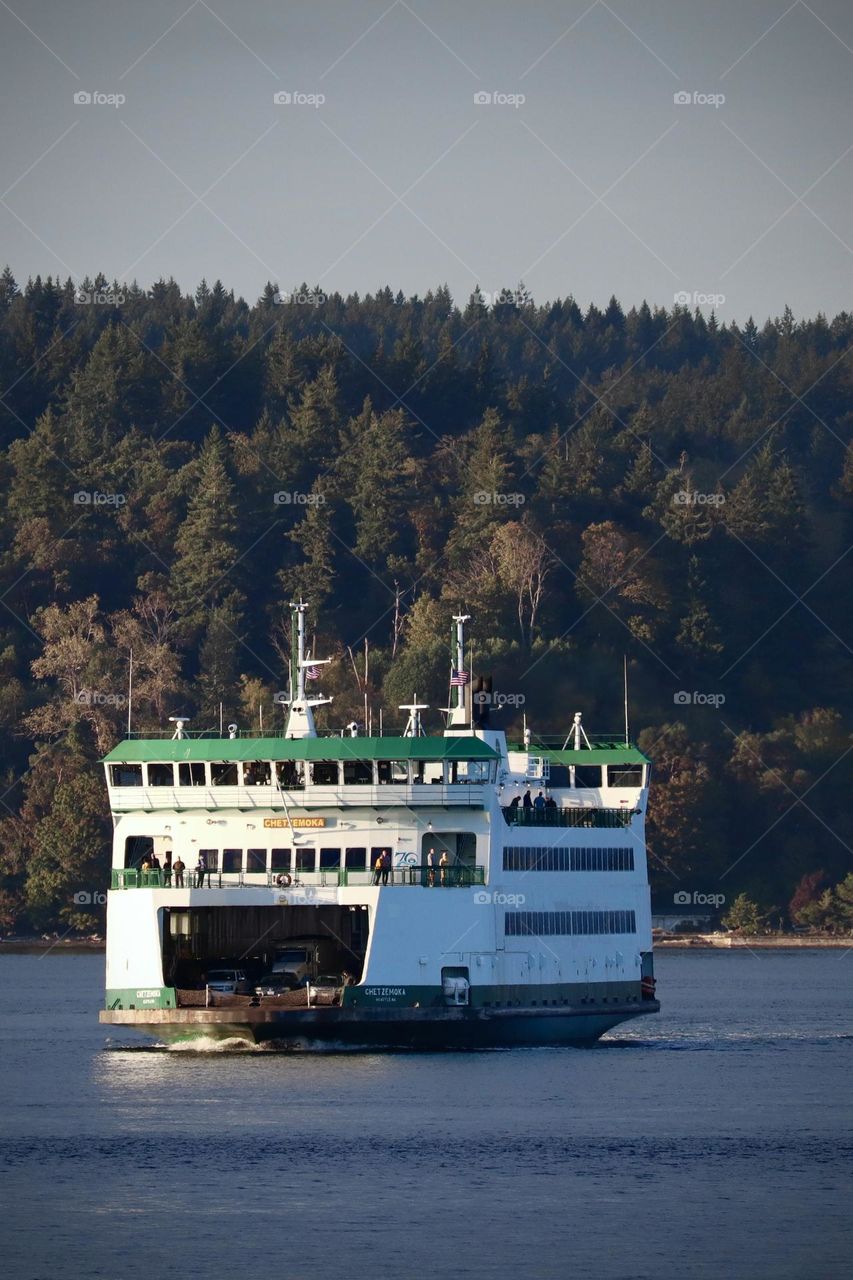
[641,976,656,998]
[276,873,292,887]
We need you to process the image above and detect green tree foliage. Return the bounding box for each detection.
[722,892,765,935]
[1,271,853,929]
[170,425,243,638]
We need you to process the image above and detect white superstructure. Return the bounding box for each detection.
[100,610,658,1047]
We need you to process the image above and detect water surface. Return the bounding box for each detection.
[1,949,851,1279]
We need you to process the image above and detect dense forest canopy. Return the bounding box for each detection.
[0,267,851,933]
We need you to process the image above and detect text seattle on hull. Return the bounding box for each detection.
[99,605,659,1047]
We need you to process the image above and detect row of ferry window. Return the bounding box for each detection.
[505,909,637,936]
[546,764,644,788]
[126,842,375,872]
[502,846,635,872]
[109,760,495,788]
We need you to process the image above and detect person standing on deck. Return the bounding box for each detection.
[373,853,383,886]
[427,847,436,886]
[173,857,185,888]
[439,850,449,886]
[522,789,532,809]
[196,853,207,888]
[380,850,391,886]
[162,854,172,887]
[534,791,546,811]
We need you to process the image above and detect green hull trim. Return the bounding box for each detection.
[343,978,646,1009]
[106,987,177,1010]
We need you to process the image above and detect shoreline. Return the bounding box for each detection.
[0,939,105,953]
[2,935,850,955]
[655,934,851,949]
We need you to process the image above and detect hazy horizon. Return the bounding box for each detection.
[2,0,852,323]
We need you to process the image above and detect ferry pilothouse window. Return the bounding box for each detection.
[345,847,367,869]
[243,762,270,786]
[147,763,175,786]
[295,848,316,872]
[310,761,339,786]
[111,764,142,786]
[573,765,602,788]
[211,762,238,786]
[607,764,644,787]
[276,761,304,789]
[548,765,570,788]
[222,848,242,874]
[246,848,266,872]
[199,849,218,872]
[457,760,492,783]
[343,760,373,785]
[270,847,291,872]
[377,761,408,784]
[320,848,341,869]
[178,762,206,786]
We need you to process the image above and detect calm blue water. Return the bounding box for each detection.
[1,949,851,1280]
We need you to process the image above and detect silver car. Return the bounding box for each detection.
[205,968,251,994]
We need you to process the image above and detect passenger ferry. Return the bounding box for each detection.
[99,606,658,1047]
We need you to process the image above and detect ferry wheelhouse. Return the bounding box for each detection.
[99,607,659,1047]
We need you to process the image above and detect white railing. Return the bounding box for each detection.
[108,782,487,812]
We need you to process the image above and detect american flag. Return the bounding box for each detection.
[305,665,321,681]
[450,669,469,686]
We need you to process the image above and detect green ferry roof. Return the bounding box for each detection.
[541,747,650,765]
[103,736,500,764]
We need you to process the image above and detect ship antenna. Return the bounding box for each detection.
[127,645,133,736]
[623,654,630,746]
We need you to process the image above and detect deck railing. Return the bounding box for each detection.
[506,806,636,829]
[110,865,486,890]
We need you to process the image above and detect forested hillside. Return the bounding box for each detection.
[1,268,852,933]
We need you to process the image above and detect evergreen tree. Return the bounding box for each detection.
[170,426,243,639]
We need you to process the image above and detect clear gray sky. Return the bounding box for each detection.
[1,0,851,320]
